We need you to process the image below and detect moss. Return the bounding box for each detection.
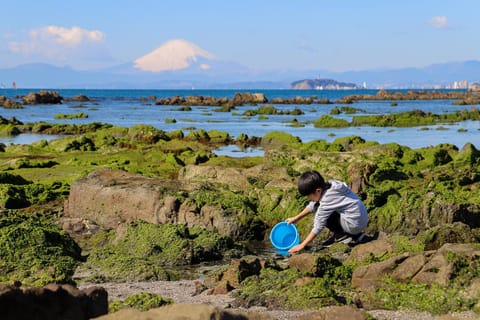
[366,280,476,314]
[261,131,301,150]
[109,292,173,313]
[0,172,31,185]
[54,112,88,119]
[207,130,231,144]
[0,181,69,209]
[0,214,82,285]
[165,118,176,123]
[314,115,349,128]
[300,140,345,152]
[0,124,21,136]
[64,136,96,152]
[127,125,169,144]
[352,108,480,127]
[85,221,235,281]
[235,266,348,310]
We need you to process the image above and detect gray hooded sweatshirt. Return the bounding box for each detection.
[307,180,368,235]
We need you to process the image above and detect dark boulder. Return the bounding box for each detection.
[22,91,63,104]
[0,284,108,320]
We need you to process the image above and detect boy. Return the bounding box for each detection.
[286,170,368,254]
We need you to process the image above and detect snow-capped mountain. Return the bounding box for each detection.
[133,39,215,72]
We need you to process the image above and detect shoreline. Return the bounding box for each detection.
[78,279,479,320]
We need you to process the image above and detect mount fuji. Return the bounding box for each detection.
[133,39,215,72]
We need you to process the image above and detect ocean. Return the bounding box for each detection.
[0,88,478,152]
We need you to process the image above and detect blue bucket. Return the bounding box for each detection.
[269,222,300,251]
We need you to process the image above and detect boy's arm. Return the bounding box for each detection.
[285,207,311,224]
[288,231,317,254]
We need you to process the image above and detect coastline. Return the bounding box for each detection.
[78,279,480,320]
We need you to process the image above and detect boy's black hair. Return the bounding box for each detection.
[297,170,326,196]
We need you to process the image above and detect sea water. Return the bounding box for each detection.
[0,88,478,153]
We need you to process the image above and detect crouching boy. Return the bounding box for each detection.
[286,170,368,254]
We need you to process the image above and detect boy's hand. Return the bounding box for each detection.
[288,243,304,254]
[285,217,296,224]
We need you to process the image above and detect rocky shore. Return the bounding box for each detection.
[0,91,480,319]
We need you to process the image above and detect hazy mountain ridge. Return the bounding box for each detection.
[1,40,479,89]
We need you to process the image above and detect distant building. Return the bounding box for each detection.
[453,80,468,89]
[469,83,480,92]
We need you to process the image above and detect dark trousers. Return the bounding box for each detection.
[326,211,344,234]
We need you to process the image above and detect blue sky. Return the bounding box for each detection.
[1,0,478,72]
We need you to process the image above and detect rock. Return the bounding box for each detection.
[289,253,318,275]
[179,165,251,192]
[217,257,262,290]
[352,243,480,289]
[352,253,410,288]
[390,253,427,282]
[0,96,22,109]
[296,305,368,320]
[21,91,63,104]
[95,303,274,320]
[65,94,90,102]
[423,222,477,250]
[64,169,181,229]
[64,169,259,239]
[347,162,376,195]
[412,252,453,286]
[0,284,107,320]
[346,240,393,264]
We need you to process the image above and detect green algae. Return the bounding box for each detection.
[84,221,236,282]
[235,264,350,310]
[368,280,477,315]
[0,214,82,286]
[109,292,173,313]
[314,115,350,128]
[54,112,88,119]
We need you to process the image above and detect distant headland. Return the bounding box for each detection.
[291,78,361,90]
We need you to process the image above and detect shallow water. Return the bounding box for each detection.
[1,88,478,154]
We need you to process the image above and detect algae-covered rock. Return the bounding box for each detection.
[353,243,480,313]
[234,267,341,310]
[288,253,342,277]
[261,131,301,150]
[109,292,172,312]
[420,222,478,250]
[85,221,236,282]
[0,215,82,285]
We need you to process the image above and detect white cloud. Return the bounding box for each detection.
[428,16,448,29]
[30,26,105,46]
[7,25,109,68]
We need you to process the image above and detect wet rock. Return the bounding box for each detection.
[0,96,22,109]
[0,284,107,320]
[21,91,63,104]
[65,94,90,102]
